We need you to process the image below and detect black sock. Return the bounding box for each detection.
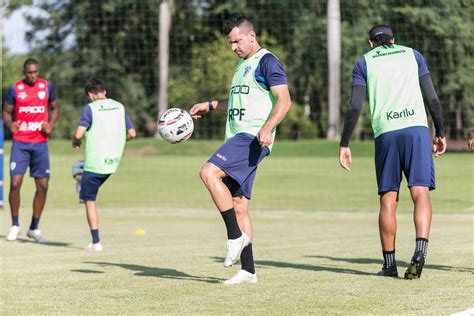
[12,215,19,226]
[241,243,255,274]
[91,229,100,244]
[220,208,242,240]
[29,216,40,230]
[415,237,429,258]
[382,250,396,269]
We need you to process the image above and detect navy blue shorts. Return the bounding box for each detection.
[80,171,110,201]
[10,141,50,178]
[374,126,435,195]
[208,133,269,199]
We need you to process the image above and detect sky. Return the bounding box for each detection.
[3,7,30,55]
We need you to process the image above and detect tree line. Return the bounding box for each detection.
[2,0,472,140]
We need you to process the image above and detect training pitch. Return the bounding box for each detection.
[0,139,472,314]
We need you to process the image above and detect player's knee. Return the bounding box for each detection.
[9,181,22,192]
[199,164,216,183]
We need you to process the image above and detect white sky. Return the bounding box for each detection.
[3,7,31,54]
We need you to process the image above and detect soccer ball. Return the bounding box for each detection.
[71,160,84,181]
[158,108,194,144]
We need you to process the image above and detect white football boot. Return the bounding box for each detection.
[223,270,258,285]
[26,229,48,243]
[6,226,21,241]
[223,232,250,267]
[85,242,103,252]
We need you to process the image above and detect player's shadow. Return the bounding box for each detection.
[211,257,373,276]
[84,261,224,283]
[0,234,81,249]
[308,255,474,274]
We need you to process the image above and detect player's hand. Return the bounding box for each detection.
[9,121,19,133]
[41,121,53,134]
[432,136,446,157]
[72,138,82,148]
[257,127,273,148]
[189,102,210,120]
[339,146,352,171]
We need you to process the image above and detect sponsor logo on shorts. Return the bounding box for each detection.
[46,169,50,174]
[216,153,227,161]
[386,108,414,121]
[10,162,16,171]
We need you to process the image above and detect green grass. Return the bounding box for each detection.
[0,139,473,314]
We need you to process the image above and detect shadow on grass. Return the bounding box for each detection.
[211,256,374,276]
[309,255,474,274]
[1,234,82,249]
[71,269,105,274]
[84,261,224,283]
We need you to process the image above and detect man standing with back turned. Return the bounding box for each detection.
[190,15,291,285]
[3,58,59,243]
[339,25,446,279]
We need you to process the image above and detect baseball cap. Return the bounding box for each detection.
[369,25,394,40]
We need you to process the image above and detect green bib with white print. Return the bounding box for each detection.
[364,44,428,138]
[225,48,277,150]
[84,98,126,174]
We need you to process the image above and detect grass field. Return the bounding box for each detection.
[1,139,473,315]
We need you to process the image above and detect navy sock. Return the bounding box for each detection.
[29,216,40,230]
[415,237,429,258]
[91,229,100,244]
[382,250,396,269]
[220,208,242,240]
[241,243,255,274]
[12,215,19,226]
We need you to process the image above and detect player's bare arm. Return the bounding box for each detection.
[72,126,87,148]
[2,103,19,133]
[190,99,229,119]
[41,100,59,134]
[258,84,291,147]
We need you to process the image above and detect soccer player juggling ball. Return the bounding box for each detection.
[72,78,136,252]
[190,15,292,285]
[339,25,446,279]
[3,58,59,243]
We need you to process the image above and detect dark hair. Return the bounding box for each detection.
[223,14,254,35]
[23,58,40,70]
[85,78,105,94]
[369,25,394,47]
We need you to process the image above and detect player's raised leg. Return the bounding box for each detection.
[199,163,249,267]
[377,191,399,277]
[405,186,431,279]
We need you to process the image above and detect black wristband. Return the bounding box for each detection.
[208,100,214,111]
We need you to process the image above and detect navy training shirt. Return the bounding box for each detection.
[255,52,288,90]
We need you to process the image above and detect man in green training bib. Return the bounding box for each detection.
[190,15,292,285]
[72,78,136,252]
[339,25,446,279]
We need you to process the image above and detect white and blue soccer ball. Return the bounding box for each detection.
[71,159,84,182]
[158,108,194,144]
